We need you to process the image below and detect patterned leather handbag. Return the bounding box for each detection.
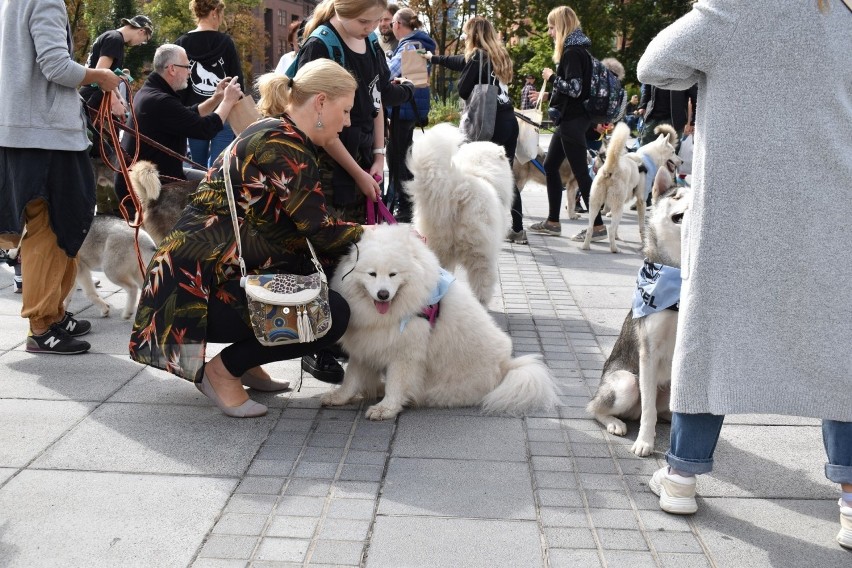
[222,141,332,346]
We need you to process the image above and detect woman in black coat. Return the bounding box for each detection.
[529,6,606,243]
[425,17,525,244]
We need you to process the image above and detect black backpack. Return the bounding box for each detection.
[584,51,627,124]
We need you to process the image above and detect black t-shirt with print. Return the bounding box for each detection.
[79,30,126,111]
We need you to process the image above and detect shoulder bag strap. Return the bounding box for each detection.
[222,138,324,280]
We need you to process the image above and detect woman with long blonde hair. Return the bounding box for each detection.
[293,0,413,382]
[425,16,525,243]
[528,5,602,242]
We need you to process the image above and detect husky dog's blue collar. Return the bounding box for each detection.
[632,259,681,318]
[400,268,455,332]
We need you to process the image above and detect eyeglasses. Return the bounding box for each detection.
[172,63,192,69]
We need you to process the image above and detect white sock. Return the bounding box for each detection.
[841,491,852,508]
[668,466,695,479]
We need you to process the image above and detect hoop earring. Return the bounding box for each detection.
[316,113,324,129]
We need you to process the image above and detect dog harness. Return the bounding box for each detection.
[640,153,659,201]
[632,259,681,318]
[399,268,456,332]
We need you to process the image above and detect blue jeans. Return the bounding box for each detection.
[667,413,852,484]
[188,123,235,169]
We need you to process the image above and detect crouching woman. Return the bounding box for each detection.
[129,60,363,417]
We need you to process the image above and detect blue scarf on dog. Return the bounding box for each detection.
[400,268,455,332]
[632,259,681,318]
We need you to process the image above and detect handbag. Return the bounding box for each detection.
[461,51,498,142]
[222,141,332,346]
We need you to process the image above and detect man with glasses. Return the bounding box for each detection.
[114,44,242,217]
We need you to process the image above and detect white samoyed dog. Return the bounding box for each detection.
[322,224,559,421]
[405,123,514,305]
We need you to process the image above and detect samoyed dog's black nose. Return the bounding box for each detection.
[377,289,390,301]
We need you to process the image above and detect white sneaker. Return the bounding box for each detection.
[649,466,698,514]
[838,499,852,550]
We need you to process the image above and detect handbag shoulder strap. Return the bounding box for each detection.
[476,49,493,85]
[222,140,324,280]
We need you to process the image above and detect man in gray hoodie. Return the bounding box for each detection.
[0,0,121,354]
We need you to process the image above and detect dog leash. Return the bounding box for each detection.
[365,199,397,225]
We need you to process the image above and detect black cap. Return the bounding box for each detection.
[121,15,154,34]
[525,74,535,79]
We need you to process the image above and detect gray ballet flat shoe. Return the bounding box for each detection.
[240,370,291,392]
[197,373,268,418]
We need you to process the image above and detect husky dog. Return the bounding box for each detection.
[322,224,559,420]
[71,216,157,318]
[128,160,197,245]
[586,166,690,456]
[406,123,514,305]
[512,152,582,220]
[582,123,680,253]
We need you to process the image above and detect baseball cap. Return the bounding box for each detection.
[122,15,154,35]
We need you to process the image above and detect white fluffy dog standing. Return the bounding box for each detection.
[405,123,514,305]
[322,224,558,420]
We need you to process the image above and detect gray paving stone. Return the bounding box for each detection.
[0,467,16,486]
[589,509,641,530]
[648,530,704,554]
[529,441,570,457]
[293,461,338,479]
[0,399,95,467]
[284,478,331,497]
[544,527,597,549]
[224,494,279,516]
[393,412,526,461]
[331,480,381,500]
[0,316,28,350]
[537,488,584,508]
[316,518,371,541]
[309,539,364,565]
[367,517,543,568]
[379,457,535,519]
[0,470,235,566]
[339,463,383,482]
[31,402,276,475]
[327,498,375,520]
[211,513,269,536]
[535,471,578,490]
[0,352,137,401]
[275,495,326,517]
[596,528,649,551]
[300,446,345,463]
[602,551,657,567]
[345,450,388,465]
[690,498,848,566]
[548,549,603,568]
[191,558,249,568]
[108,367,209,405]
[266,515,319,539]
[254,537,310,562]
[658,552,713,568]
[247,459,294,477]
[540,507,589,528]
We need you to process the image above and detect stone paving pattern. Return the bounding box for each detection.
[0,186,849,567]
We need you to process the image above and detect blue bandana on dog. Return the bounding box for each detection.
[632,259,681,318]
[400,268,456,332]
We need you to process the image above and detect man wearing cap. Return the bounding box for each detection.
[79,15,153,117]
[520,74,536,110]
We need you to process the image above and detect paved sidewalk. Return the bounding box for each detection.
[0,187,848,567]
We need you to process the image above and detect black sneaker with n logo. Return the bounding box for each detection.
[57,311,91,337]
[26,324,91,355]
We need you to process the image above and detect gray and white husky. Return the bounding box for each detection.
[71,216,157,319]
[586,165,691,456]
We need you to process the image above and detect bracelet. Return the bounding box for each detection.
[372,148,385,155]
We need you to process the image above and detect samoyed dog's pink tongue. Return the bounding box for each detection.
[374,300,390,314]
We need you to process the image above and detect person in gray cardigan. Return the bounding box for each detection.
[637,0,851,549]
[0,0,121,354]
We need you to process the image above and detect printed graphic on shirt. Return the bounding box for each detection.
[190,58,226,97]
[490,71,511,105]
[369,75,381,114]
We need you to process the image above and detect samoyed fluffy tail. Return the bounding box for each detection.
[129,160,162,203]
[481,354,560,415]
[599,122,630,179]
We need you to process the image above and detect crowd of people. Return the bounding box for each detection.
[1,0,849,551]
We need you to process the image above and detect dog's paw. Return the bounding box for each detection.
[568,212,580,220]
[606,422,627,436]
[580,241,591,251]
[121,309,134,320]
[98,304,111,317]
[630,439,654,457]
[365,403,401,421]
[320,390,351,407]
